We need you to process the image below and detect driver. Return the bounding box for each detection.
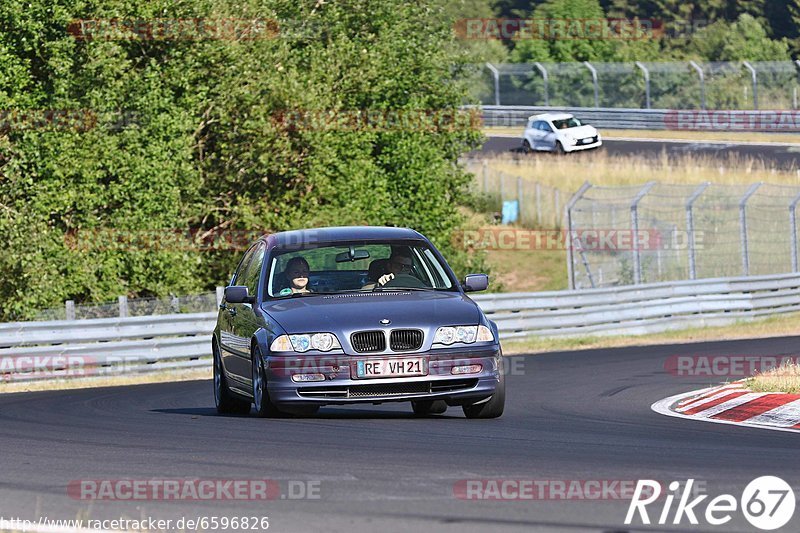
[376,249,414,287]
[284,256,312,294]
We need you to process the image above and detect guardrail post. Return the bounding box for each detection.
[535,182,542,226]
[485,62,500,106]
[635,61,650,109]
[790,191,800,272]
[739,182,762,276]
[534,62,549,106]
[742,61,758,110]
[631,181,657,284]
[689,61,706,110]
[216,286,225,307]
[685,182,710,280]
[118,295,128,318]
[517,177,523,223]
[566,181,593,289]
[65,300,75,321]
[583,61,599,107]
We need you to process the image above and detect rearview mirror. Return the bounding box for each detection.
[225,285,253,304]
[462,274,489,292]
[335,247,370,262]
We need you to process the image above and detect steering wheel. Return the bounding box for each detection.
[380,273,428,289]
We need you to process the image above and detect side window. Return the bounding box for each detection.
[231,246,256,286]
[241,243,266,297]
[531,120,541,130]
[540,122,553,132]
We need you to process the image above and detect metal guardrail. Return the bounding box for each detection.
[3,272,799,382]
[475,105,671,130]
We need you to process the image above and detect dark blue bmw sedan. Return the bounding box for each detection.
[213,226,504,418]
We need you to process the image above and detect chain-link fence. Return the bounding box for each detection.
[463,159,567,228]
[478,61,800,110]
[34,291,220,321]
[568,182,800,289]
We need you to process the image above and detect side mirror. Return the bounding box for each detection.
[225,285,254,304]
[462,274,489,292]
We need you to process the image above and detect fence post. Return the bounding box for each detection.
[554,189,561,228]
[689,60,706,110]
[742,61,758,110]
[790,191,800,272]
[635,61,650,109]
[118,295,129,318]
[534,62,549,106]
[65,300,75,321]
[535,182,542,226]
[566,181,593,290]
[584,61,599,107]
[485,63,500,106]
[685,182,710,280]
[739,182,762,276]
[516,177,523,223]
[216,286,225,307]
[631,181,657,284]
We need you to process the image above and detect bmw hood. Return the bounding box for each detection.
[262,291,481,335]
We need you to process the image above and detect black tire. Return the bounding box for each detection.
[554,141,566,155]
[252,346,284,418]
[412,399,448,416]
[522,140,532,154]
[213,342,251,415]
[463,359,505,419]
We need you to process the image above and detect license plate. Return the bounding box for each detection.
[355,358,426,379]
[583,137,594,143]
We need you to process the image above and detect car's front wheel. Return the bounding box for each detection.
[213,342,251,415]
[252,347,283,418]
[554,141,566,155]
[463,360,505,419]
[411,399,447,416]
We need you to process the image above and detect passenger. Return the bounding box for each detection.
[284,256,311,294]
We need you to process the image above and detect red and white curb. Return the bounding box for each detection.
[652,381,800,434]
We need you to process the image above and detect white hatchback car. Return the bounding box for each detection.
[521,113,602,154]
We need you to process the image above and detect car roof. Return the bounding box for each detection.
[265,226,426,248]
[528,113,574,122]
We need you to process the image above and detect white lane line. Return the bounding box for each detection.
[675,388,748,413]
[745,398,800,427]
[690,393,768,419]
[651,388,800,434]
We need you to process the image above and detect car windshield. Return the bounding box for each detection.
[552,117,582,129]
[265,241,455,297]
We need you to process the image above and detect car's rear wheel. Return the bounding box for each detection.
[463,360,505,419]
[213,342,251,415]
[411,399,447,416]
[522,140,532,154]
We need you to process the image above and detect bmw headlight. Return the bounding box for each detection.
[433,325,494,346]
[270,333,341,353]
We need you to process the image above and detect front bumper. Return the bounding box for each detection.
[265,345,501,406]
[564,138,602,152]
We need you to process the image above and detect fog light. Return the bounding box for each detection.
[291,373,325,382]
[451,364,482,375]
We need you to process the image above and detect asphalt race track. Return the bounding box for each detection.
[477,136,800,170]
[2,336,799,532]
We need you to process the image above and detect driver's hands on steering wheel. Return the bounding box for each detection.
[377,273,394,286]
